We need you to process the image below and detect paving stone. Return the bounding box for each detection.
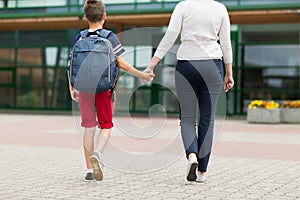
[0,114,299,199]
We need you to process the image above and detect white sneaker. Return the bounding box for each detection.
[196,173,206,183]
[90,152,104,181]
[186,155,198,181]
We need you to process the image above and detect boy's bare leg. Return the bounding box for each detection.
[89,128,111,181]
[83,127,96,169]
[95,128,111,154]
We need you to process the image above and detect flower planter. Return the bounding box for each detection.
[281,109,300,123]
[247,108,281,124]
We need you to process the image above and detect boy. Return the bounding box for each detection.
[67,0,154,181]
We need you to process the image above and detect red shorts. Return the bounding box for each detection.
[78,91,113,129]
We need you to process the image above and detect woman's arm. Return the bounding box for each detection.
[219,5,232,65]
[147,3,183,71]
[219,5,234,92]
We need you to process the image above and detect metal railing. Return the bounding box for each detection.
[1,0,300,8]
[1,0,300,19]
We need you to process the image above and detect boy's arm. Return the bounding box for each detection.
[116,56,154,81]
[67,60,79,102]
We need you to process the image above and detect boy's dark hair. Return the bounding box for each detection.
[84,0,105,23]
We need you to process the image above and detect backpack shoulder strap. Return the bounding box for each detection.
[97,29,112,39]
[80,29,89,38]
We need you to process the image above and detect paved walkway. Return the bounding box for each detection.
[0,113,299,200]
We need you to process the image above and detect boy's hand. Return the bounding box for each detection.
[70,88,79,102]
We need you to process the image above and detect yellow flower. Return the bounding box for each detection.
[248,100,279,110]
[265,101,279,109]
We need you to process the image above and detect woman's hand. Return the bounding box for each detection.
[140,56,160,83]
[141,70,155,83]
[224,75,234,92]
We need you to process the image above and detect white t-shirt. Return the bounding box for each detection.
[154,0,233,64]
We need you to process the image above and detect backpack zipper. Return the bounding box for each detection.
[89,38,111,84]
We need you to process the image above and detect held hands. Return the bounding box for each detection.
[140,67,155,83]
[140,56,159,83]
[224,75,234,92]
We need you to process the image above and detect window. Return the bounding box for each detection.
[17,48,42,67]
[244,45,299,67]
[0,71,13,84]
[0,48,15,67]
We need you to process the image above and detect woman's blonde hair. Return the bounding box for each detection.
[84,0,105,23]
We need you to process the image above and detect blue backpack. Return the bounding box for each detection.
[70,29,118,93]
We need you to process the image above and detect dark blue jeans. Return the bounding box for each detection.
[175,60,223,172]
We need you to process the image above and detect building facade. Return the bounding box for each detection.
[0,0,299,115]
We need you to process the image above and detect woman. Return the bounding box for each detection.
[145,0,234,182]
